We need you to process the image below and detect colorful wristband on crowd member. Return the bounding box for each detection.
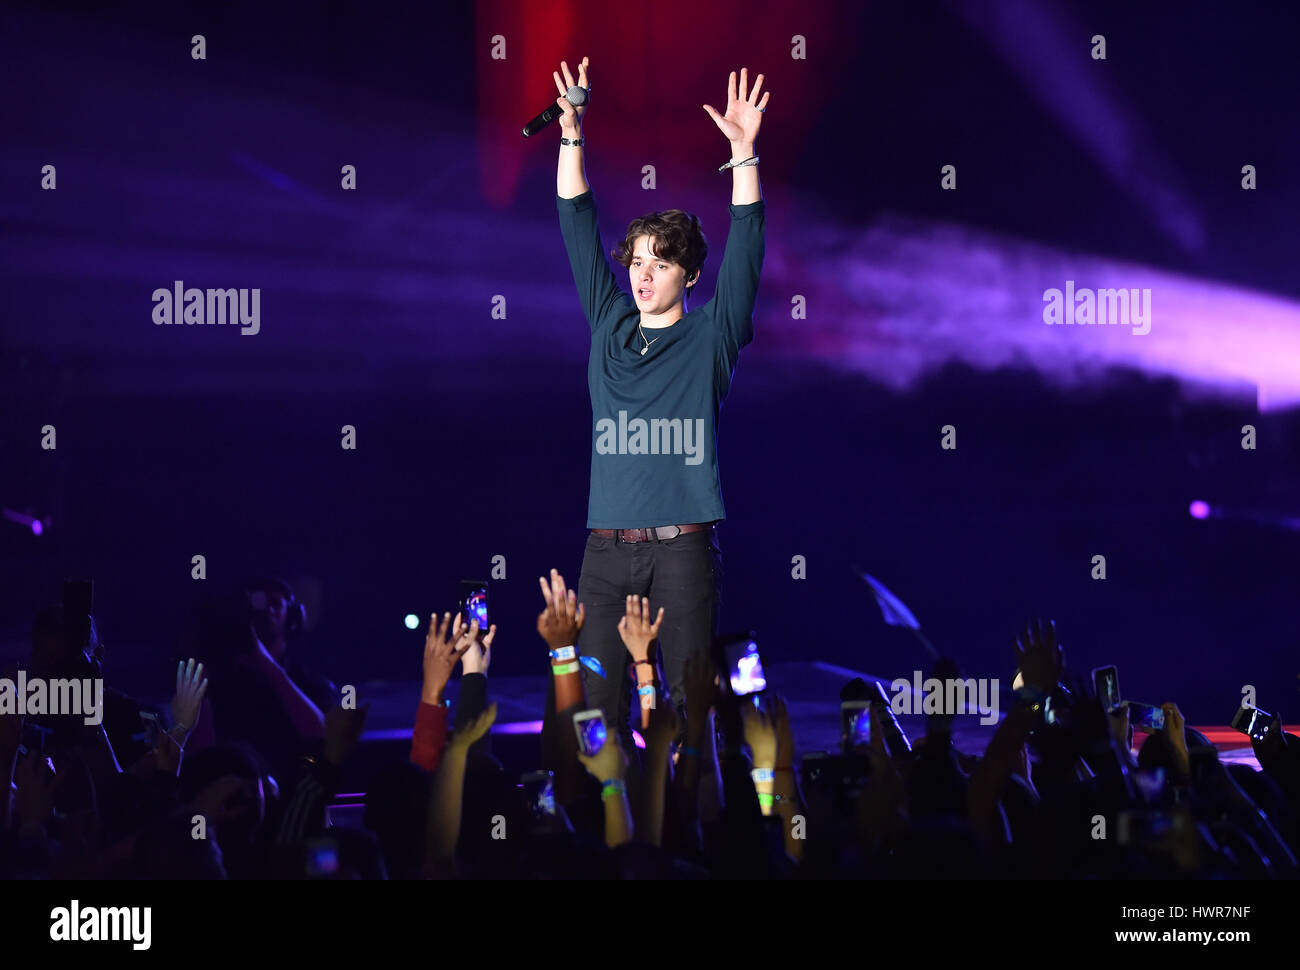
[601,779,626,800]
[549,646,576,662]
[751,768,775,784]
[757,792,775,809]
[637,684,655,698]
[633,659,654,668]
[551,661,581,676]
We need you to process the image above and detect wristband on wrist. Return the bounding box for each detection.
[756,791,775,809]
[751,767,775,784]
[601,779,626,800]
[549,646,576,662]
[637,684,655,698]
[561,136,585,147]
[718,154,759,172]
[551,661,581,676]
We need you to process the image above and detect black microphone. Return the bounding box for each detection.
[522,85,588,137]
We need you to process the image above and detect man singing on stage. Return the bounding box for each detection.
[553,56,768,751]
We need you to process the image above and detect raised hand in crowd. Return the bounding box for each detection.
[422,612,473,707]
[577,726,632,848]
[673,653,719,836]
[425,702,498,877]
[538,569,586,712]
[858,699,907,855]
[536,568,585,650]
[1015,617,1063,693]
[617,594,664,663]
[637,698,679,847]
[459,618,496,677]
[618,595,664,727]
[969,618,1062,835]
[1158,702,1190,780]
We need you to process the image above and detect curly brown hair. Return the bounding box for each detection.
[611,209,709,297]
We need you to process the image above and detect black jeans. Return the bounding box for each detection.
[576,526,723,751]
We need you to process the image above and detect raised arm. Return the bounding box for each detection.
[553,57,632,334]
[555,57,590,199]
[703,68,768,361]
[702,67,768,206]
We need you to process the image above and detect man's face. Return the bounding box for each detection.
[251,586,288,645]
[630,236,693,313]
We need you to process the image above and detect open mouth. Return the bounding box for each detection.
[638,288,654,300]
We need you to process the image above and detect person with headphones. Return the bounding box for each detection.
[191,577,334,780]
[242,575,338,715]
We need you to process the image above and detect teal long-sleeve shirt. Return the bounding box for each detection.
[557,190,764,529]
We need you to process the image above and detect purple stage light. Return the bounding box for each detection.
[2,508,44,535]
[491,720,544,735]
[1189,500,1210,520]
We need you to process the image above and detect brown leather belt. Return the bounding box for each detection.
[591,522,714,543]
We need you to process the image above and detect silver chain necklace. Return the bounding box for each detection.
[638,322,662,356]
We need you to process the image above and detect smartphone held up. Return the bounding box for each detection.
[573,709,607,757]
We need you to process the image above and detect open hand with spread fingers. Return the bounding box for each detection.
[617,595,664,663]
[423,611,473,706]
[537,568,586,650]
[1014,618,1064,694]
[170,658,208,742]
[703,67,769,146]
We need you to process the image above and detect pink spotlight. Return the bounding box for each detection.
[31,519,43,536]
[1189,500,1210,520]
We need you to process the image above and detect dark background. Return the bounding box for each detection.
[3,0,1298,723]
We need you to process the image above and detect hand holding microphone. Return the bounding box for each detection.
[523,56,590,137]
